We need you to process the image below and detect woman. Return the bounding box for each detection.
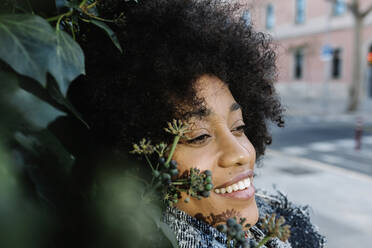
[69,0,325,247]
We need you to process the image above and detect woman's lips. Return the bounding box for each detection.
[216,184,255,200]
[213,170,255,200]
[215,170,254,189]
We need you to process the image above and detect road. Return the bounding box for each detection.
[269,117,372,176]
[254,116,372,248]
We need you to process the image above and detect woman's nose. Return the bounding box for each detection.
[217,130,254,168]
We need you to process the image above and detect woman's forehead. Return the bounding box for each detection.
[194,74,227,96]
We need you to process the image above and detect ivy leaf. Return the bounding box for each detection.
[47,78,89,128]
[158,222,179,248]
[0,14,85,97]
[14,129,76,209]
[0,69,65,129]
[91,20,123,53]
[0,14,55,86]
[10,87,66,129]
[14,129,75,175]
[50,29,85,96]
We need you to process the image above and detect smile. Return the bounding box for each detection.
[214,178,251,194]
[213,170,256,199]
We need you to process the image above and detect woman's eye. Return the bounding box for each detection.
[232,125,246,134]
[186,134,211,144]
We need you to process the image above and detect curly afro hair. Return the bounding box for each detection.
[69,0,284,159]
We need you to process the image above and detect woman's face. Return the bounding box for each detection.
[173,74,258,227]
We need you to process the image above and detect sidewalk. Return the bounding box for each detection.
[255,150,372,248]
[275,82,372,125]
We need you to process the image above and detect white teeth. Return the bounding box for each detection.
[232,184,239,191]
[214,178,252,194]
[244,178,251,187]
[238,181,245,190]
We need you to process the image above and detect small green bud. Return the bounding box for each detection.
[227,229,236,238]
[205,183,213,191]
[239,217,247,225]
[227,218,236,227]
[201,191,210,198]
[170,169,179,177]
[153,170,161,178]
[170,160,178,169]
[236,230,245,242]
[158,157,166,165]
[233,223,242,232]
[204,170,212,176]
[205,176,212,183]
[216,224,227,233]
[162,173,171,180]
[173,199,178,203]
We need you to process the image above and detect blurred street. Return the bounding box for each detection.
[270,116,372,176]
[255,92,372,248]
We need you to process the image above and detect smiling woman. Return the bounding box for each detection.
[67,0,325,247]
[173,75,258,227]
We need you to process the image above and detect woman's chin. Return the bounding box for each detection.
[240,198,259,227]
[176,193,259,228]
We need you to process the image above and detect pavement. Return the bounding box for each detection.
[254,86,372,248]
[255,150,372,248]
[276,82,372,125]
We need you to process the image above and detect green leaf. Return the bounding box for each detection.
[14,129,75,175]
[10,87,66,128]
[47,78,89,128]
[0,14,85,96]
[0,67,19,92]
[49,29,85,96]
[13,129,76,211]
[158,222,179,248]
[91,20,123,53]
[0,66,88,129]
[0,68,66,129]
[0,14,55,86]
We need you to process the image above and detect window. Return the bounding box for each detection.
[331,48,342,79]
[295,0,306,24]
[242,10,251,26]
[333,0,346,16]
[266,4,275,30]
[294,49,304,80]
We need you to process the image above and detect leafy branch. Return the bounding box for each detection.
[130,119,213,207]
[0,0,129,128]
[217,214,291,248]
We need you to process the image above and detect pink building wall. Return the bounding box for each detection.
[241,0,372,88]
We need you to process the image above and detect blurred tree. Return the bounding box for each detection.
[327,0,372,111]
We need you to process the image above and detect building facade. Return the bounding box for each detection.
[242,0,372,98]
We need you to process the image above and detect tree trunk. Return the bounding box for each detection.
[347,15,363,111]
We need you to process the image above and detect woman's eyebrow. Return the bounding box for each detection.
[187,108,212,119]
[230,102,241,112]
[187,102,240,119]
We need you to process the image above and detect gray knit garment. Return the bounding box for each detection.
[163,207,290,248]
[162,190,326,248]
